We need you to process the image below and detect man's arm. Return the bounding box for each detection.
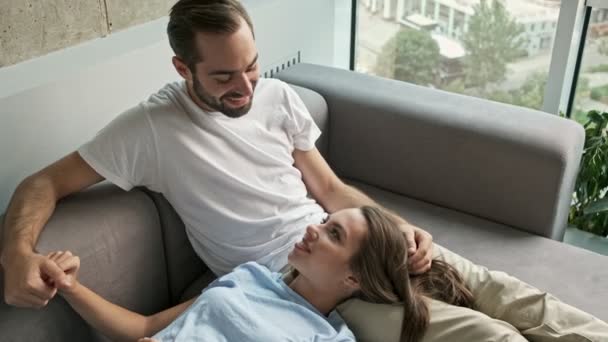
[293,149,374,214]
[293,148,433,273]
[1,151,104,308]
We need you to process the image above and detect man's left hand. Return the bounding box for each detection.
[399,223,433,275]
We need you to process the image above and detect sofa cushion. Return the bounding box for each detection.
[338,298,527,342]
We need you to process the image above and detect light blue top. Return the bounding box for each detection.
[153,262,356,342]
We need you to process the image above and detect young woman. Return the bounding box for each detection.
[46,206,473,342]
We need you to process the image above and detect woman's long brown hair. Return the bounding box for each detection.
[350,206,474,342]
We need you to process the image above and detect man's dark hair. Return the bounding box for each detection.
[167,0,254,70]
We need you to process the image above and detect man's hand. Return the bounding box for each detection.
[46,251,80,296]
[399,223,434,275]
[2,251,66,308]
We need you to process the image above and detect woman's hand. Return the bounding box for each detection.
[137,338,160,342]
[45,251,81,295]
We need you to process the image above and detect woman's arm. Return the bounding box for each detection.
[48,251,195,341]
[62,282,196,341]
[147,297,197,336]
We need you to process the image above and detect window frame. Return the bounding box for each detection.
[544,0,608,116]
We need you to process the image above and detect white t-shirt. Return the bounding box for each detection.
[78,78,327,275]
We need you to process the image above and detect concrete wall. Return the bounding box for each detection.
[0,0,351,212]
[0,0,177,67]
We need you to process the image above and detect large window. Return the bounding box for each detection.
[355,0,563,111]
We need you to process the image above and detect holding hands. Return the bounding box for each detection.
[43,251,81,296]
[1,250,80,308]
[1,250,74,308]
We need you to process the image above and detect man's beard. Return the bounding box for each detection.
[192,74,256,118]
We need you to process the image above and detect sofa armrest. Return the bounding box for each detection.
[277,64,585,240]
[0,183,170,342]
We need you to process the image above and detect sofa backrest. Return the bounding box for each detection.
[277,64,585,240]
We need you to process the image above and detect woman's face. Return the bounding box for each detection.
[287,208,368,291]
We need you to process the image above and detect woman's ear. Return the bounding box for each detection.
[344,274,360,291]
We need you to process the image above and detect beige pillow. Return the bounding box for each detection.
[337,298,524,342]
[337,298,403,342]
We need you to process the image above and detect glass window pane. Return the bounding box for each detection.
[355,0,562,111]
[572,7,608,124]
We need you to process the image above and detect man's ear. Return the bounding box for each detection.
[172,56,193,81]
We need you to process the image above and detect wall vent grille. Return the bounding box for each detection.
[262,51,301,78]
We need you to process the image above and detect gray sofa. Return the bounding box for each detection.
[1,63,606,341]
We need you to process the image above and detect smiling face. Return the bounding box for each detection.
[172,16,260,118]
[287,208,369,292]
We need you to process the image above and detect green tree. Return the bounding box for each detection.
[486,89,514,105]
[375,28,440,86]
[509,72,546,110]
[461,0,526,90]
[440,79,466,95]
[486,72,589,112]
